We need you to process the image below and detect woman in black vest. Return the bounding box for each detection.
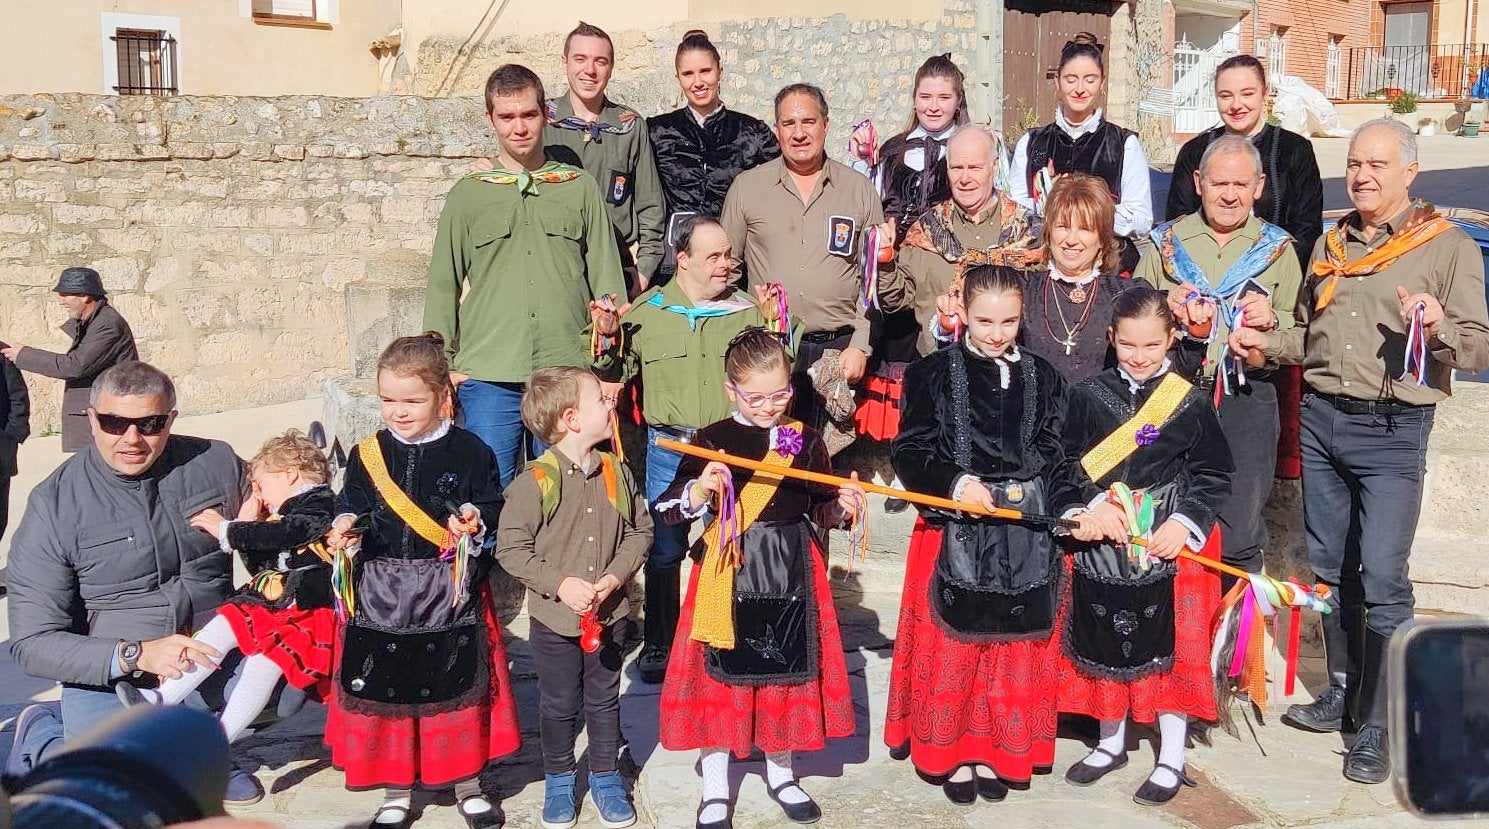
[1010,33,1152,274]
[647,30,779,284]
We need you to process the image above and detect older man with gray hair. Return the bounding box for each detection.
[4,360,267,804]
[1137,133,1303,587]
[1231,117,1489,783]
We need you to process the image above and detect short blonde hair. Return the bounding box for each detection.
[521,366,598,446]
[250,429,329,484]
[1042,172,1120,274]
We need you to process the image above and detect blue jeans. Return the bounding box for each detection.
[644,427,692,570]
[11,687,124,773]
[459,379,546,488]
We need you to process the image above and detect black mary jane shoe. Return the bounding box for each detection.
[766,780,822,824]
[1064,747,1130,786]
[941,773,978,805]
[975,771,1008,802]
[458,795,505,829]
[695,797,733,829]
[365,805,414,829]
[1132,763,1197,806]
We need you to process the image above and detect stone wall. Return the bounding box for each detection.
[0,93,486,431]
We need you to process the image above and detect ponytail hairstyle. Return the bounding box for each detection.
[723,327,792,383]
[1109,286,1177,333]
[960,264,1026,307]
[377,331,451,401]
[675,28,721,68]
[903,52,970,134]
[1057,31,1106,76]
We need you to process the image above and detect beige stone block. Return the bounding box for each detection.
[94,227,156,254]
[335,144,368,159]
[135,145,169,160]
[14,179,66,202]
[307,144,334,158]
[142,257,183,292]
[241,142,273,161]
[90,256,142,290]
[276,233,334,255]
[0,213,46,235]
[97,177,151,196]
[319,258,367,290]
[11,144,56,161]
[207,205,252,228]
[56,144,96,163]
[284,180,339,200]
[212,143,240,159]
[255,205,309,228]
[272,144,307,161]
[42,232,92,256]
[124,202,205,226]
[51,203,120,225]
[379,195,426,223]
[172,142,214,160]
[0,240,33,259]
[244,234,273,256]
[231,179,287,201]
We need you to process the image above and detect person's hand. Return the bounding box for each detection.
[0,343,19,361]
[935,289,962,334]
[599,380,624,409]
[836,471,866,521]
[694,462,731,499]
[754,283,783,322]
[1165,283,1198,323]
[1184,294,1215,332]
[848,122,876,164]
[592,573,622,605]
[1080,499,1130,543]
[446,504,479,536]
[1397,286,1446,336]
[873,218,897,262]
[1144,518,1191,560]
[1235,291,1277,331]
[959,479,997,514]
[470,157,495,172]
[237,492,265,521]
[839,346,868,384]
[188,507,231,537]
[557,576,598,615]
[1227,326,1269,365]
[449,370,470,387]
[133,634,221,680]
[326,514,359,551]
[590,298,621,336]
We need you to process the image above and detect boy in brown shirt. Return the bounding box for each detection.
[496,365,651,829]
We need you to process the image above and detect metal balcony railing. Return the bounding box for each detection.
[1343,43,1488,101]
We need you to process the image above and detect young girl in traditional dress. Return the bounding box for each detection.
[656,327,866,829]
[885,265,1121,804]
[118,430,337,739]
[328,333,520,829]
[1057,288,1232,805]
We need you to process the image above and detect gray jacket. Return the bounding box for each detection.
[13,300,138,453]
[7,435,247,688]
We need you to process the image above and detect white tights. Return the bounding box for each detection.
[142,615,284,742]
[697,748,810,823]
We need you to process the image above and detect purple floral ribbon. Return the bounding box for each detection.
[773,425,803,457]
[1135,424,1161,446]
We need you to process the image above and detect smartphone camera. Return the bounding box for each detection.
[1391,618,1489,819]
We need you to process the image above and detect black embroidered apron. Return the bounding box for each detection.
[705,518,820,686]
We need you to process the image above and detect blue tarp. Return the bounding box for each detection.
[1473,67,1489,100]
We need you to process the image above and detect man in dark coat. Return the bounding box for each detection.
[2,267,138,453]
[0,354,29,541]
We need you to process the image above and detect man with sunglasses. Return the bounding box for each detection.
[5,361,266,804]
[589,215,799,684]
[2,267,137,454]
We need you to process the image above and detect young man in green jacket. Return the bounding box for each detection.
[424,63,625,487]
[589,215,798,683]
[545,21,665,294]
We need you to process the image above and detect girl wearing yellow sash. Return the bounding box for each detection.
[655,328,865,829]
[327,333,518,829]
[1056,288,1233,806]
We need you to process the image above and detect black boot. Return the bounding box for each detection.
[1283,597,1360,733]
[1343,628,1392,784]
[639,565,680,684]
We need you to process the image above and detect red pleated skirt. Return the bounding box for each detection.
[854,373,903,441]
[1056,529,1222,724]
[660,545,855,758]
[217,600,335,694]
[1274,366,1302,479]
[884,519,1061,780]
[325,588,522,790]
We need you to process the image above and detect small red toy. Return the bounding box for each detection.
[580,611,603,654]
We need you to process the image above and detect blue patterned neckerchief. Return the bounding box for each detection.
[646,292,755,330]
[1151,218,1293,319]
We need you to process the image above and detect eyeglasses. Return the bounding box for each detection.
[727,382,794,408]
[92,411,172,436]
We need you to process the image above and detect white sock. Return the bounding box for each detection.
[375,787,412,823]
[219,653,283,742]
[134,686,164,704]
[699,748,730,823]
[973,764,998,779]
[947,765,974,783]
[453,777,490,814]
[1150,712,1188,788]
[764,750,810,805]
[1084,719,1127,768]
[155,616,241,706]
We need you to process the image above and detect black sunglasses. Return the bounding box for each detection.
[93,411,172,436]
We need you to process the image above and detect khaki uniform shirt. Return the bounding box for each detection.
[878,206,1008,356]
[1265,206,1489,404]
[1137,213,1304,377]
[495,448,652,637]
[721,156,885,354]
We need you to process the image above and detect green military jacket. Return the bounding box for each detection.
[423,161,626,383]
[544,93,666,278]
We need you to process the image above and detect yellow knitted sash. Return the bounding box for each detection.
[1081,374,1192,481]
[689,424,799,650]
[357,434,447,548]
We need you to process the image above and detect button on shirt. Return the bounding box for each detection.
[721,156,885,353]
[1266,206,1489,404]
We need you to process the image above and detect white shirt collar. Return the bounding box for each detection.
[962,341,1022,389]
[1118,359,1172,394]
[1050,263,1101,285]
[1056,106,1104,139]
[689,102,725,128]
[389,418,452,445]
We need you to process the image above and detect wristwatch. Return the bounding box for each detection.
[120,640,142,674]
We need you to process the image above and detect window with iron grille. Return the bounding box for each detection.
[112,29,177,96]
[1325,36,1343,98]
[1269,27,1289,81]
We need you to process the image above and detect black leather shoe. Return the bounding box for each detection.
[975,772,1008,802]
[637,642,670,684]
[365,805,413,829]
[695,798,732,829]
[1343,725,1390,784]
[1065,747,1129,786]
[884,497,910,514]
[1283,685,1348,733]
[766,781,821,824]
[1133,764,1196,806]
[942,775,977,805]
[458,796,505,829]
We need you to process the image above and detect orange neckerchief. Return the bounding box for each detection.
[1311,201,1455,311]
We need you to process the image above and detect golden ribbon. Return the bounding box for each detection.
[1080,373,1193,482]
[356,434,448,549]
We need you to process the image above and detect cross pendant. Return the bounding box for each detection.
[1063,338,1075,355]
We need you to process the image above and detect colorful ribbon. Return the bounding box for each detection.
[1401,301,1430,386]
[440,523,477,610]
[850,118,877,166]
[714,472,742,574]
[765,282,795,349]
[1109,483,1155,572]
[609,411,627,463]
[1032,160,1056,215]
[590,293,623,358]
[844,489,870,574]
[331,545,356,621]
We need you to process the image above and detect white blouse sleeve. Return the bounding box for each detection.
[1114,134,1154,239]
[1007,133,1036,213]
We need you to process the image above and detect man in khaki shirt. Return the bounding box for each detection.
[1232,119,1489,784]
[1137,135,1303,585]
[721,83,885,434]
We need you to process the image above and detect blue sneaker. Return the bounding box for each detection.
[588,770,636,829]
[541,771,578,829]
[224,767,264,806]
[4,703,62,777]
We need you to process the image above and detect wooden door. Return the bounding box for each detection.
[1002,0,1117,133]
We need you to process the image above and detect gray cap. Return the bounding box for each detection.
[53,267,105,297]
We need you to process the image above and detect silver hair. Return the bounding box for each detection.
[90,360,177,410]
[1351,117,1418,165]
[1198,133,1263,180]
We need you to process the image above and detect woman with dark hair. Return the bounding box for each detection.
[1165,54,1321,479]
[1009,33,1152,274]
[647,30,779,284]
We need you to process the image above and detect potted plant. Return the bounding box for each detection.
[1390,91,1419,115]
[1465,107,1482,137]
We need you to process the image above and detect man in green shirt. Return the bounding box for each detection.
[589,215,795,683]
[545,21,665,295]
[424,63,625,486]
